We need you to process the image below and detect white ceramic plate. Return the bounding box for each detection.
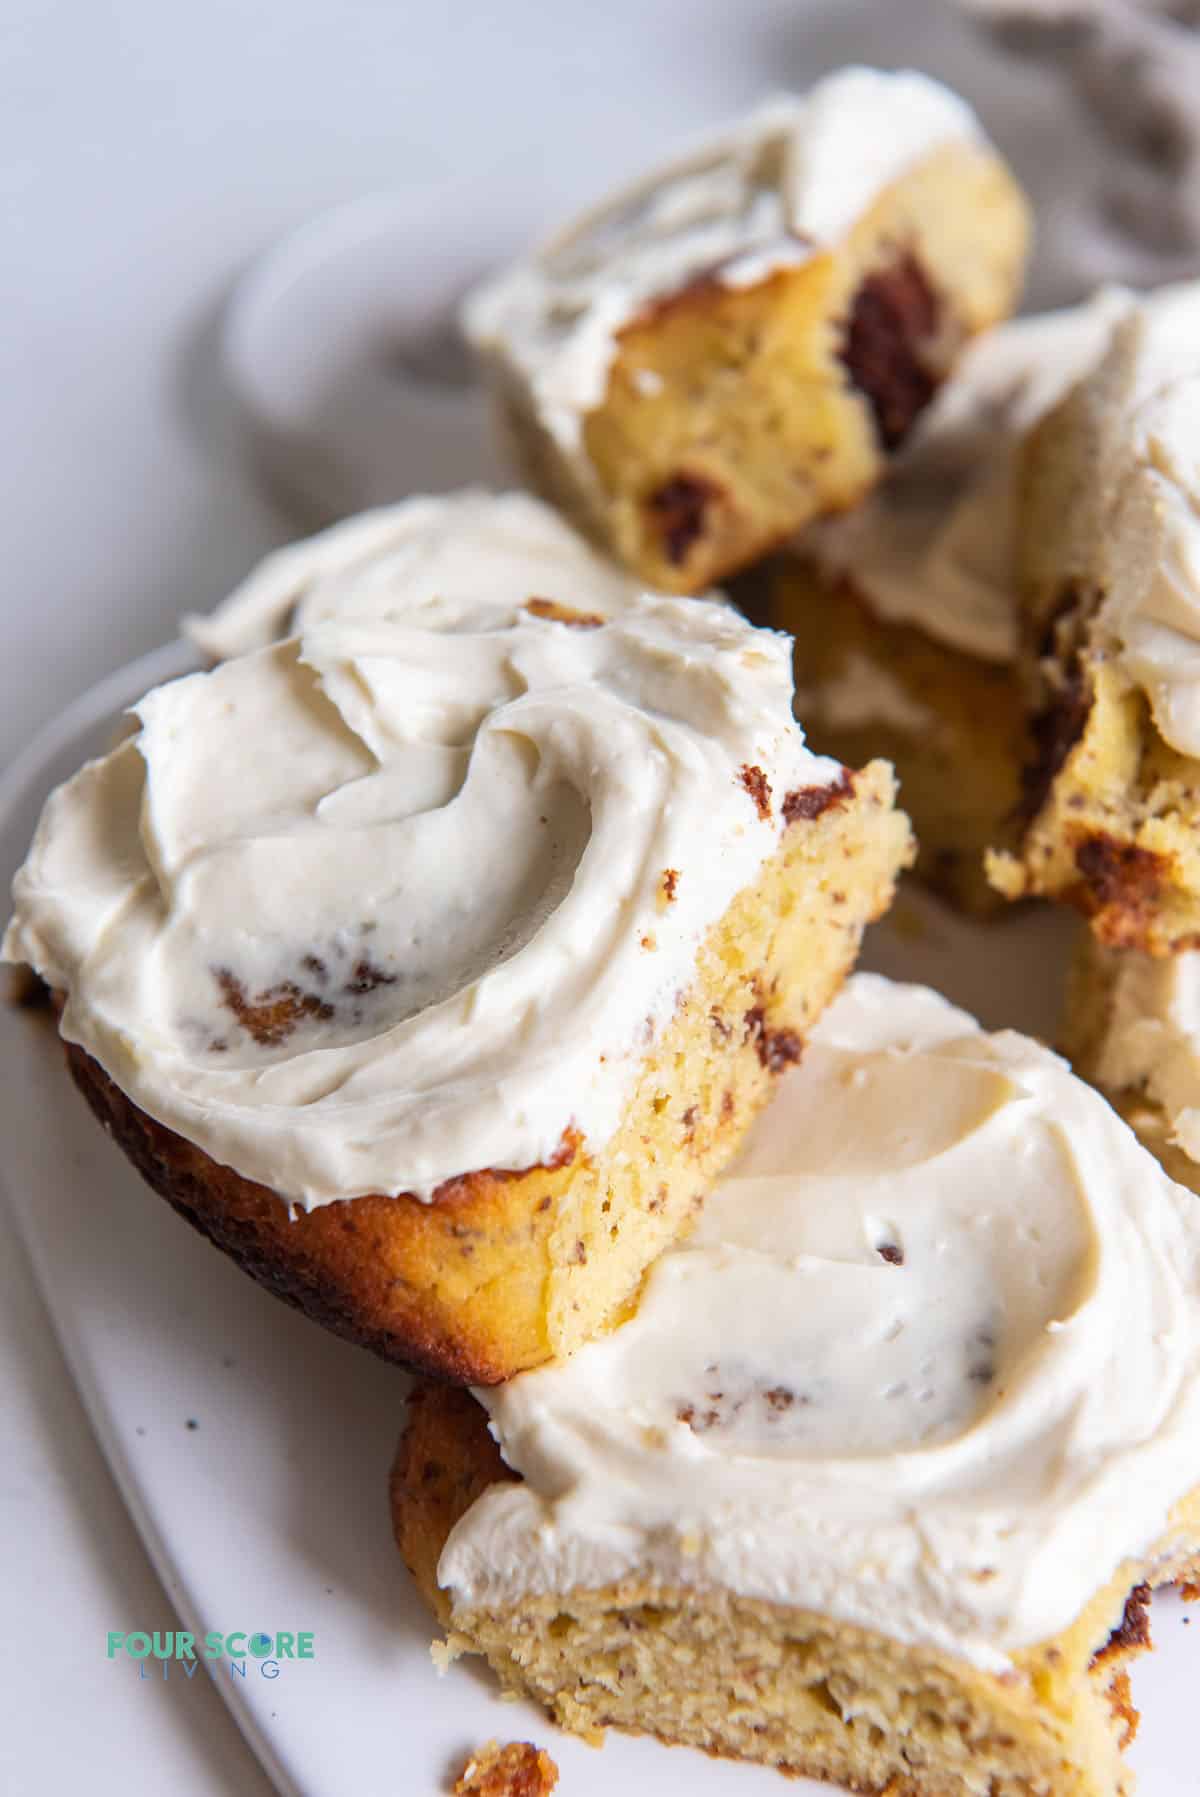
[222,192,507,527]
[1,649,1196,1797]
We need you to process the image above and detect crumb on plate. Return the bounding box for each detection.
[452,1738,559,1796]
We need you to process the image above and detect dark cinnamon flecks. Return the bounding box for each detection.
[1092,1585,1152,1666]
[783,770,854,825]
[1074,835,1165,917]
[745,1004,804,1073]
[1022,677,1092,821]
[345,958,399,995]
[214,968,335,1047]
[676,1373,809,1435]
[214,950,401,1047]
[877,1242,904,1266]
[765,1027,804,1073]
[645,471,721,566]
[1020,583,1097,820]
[660,868,679,904]
[967,1325,996,1387]
[524,596,605,629]
[840,253,940,450]
[676,1401,721,1432]
[739,763,773,821]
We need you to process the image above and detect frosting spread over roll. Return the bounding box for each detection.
[439,974,1200,1669]
[806,292,1132,663]
[5,585,839,1207]
[463,68,981,455]
[1078,280,1200,756]
[1086,947,1200,1167]
[188,489,646,662]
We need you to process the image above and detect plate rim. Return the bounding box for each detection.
[0,639,301,1797]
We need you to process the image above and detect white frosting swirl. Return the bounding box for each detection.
[463,68,981,455]
[5,582,839,1207]
[806,292,1133,663]
[439,974,1200,1670]
[187,489,646,662]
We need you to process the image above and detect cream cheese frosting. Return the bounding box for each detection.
[5,585,840,1208]
[463,68,981,458]
[1087,947,1200,1168]
[1078,280,1200,757]
[438,973,1200,1671]
[805,291,1133,663]
[187,489,647,662]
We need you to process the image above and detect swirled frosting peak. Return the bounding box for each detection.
[440,974,1200,1670]
[187,488,647,661]
[5,585,840,1207]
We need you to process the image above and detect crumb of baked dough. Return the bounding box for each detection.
[465,91,1028,593]
[452,1739,559,1796]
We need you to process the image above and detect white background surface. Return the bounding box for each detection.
[0,3,1172,1792]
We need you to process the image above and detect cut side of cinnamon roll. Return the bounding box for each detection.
[463,68,1030,595]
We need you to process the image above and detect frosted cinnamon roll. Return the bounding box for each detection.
[395,973,1200,1792]
[463,67,1029,593]
[5,564,910,1380]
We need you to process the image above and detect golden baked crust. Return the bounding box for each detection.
[451,1739,558,1797]
[63,761,911,1384]
[394,1382,1200,1797]
[770,558,1024,915]
[393,1382,509,1619]
[482,141,1029,594]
